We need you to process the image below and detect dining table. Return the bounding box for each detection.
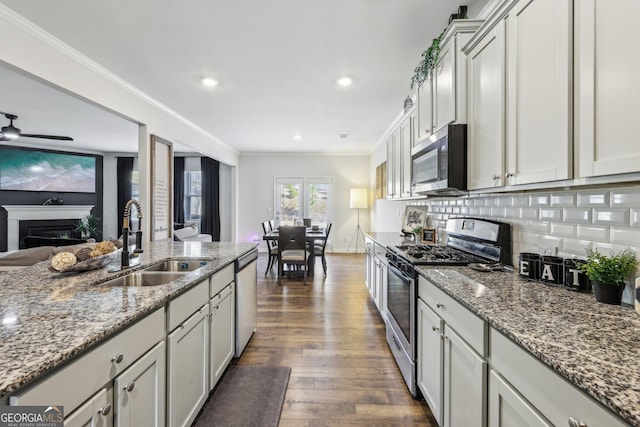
[262,227,327,276]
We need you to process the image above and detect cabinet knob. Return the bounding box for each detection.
[492,174,500,181]
[568,417,587,427]
[111,353,124,364]
[436,303,444,309]
[505,172,514,178]
[124,382,135,392]
[98,403,112,416]
[431,326,439,332]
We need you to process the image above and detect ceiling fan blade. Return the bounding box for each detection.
[20,133,74,141]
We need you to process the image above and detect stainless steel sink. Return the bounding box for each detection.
[143,260,209,272]
[103,271,187,287]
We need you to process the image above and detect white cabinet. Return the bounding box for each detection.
[417,76,434,139]
[386,128,402,198]
[373,246,387,315]
[114,342,166,427]
[365,237,374,292]
[209,284,235,389]
[399,113,415,198]
[64,388,112,427]
[418,276,487,427]
[417,298,443,425]
[576,0,640,177]
[488,370,550,427]
[465,0,571,189]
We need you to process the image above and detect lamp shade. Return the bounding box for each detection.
[349,188,368,209]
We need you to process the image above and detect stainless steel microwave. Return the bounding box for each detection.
[411,123,467,196]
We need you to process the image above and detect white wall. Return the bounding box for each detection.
[219,163,233,242]
[238,154,370,253]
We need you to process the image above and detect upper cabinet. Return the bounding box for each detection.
[417,20,483,144]
[465,0,572,190]
[576,0,640,178]
[386,108,416,199]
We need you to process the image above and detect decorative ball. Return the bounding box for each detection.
[109,239,123,249]
[51,252,77,271]
[95,240,116,255]
[75,247,93,262]
[89,249,103,258]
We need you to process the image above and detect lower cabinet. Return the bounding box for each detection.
[417,299,443,425]
[167,304,210,427]
[488,370,550,427]
[114,342,166,427]
[64,388,112,427]
[209,283,235,389]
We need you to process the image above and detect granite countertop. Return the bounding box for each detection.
[418,266,640,427]
[0,241,257,400]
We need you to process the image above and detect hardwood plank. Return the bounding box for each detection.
[235,253,436,426]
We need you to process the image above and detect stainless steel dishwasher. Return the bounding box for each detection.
[235,248,258,357]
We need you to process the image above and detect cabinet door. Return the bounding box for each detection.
[65,388,113,427]
[488,370,551,427]
[210,284,235,390]
[377,258,387,321]
[417,299,444,426]
[467,21,506,190]
[505,0,572,185]
[443,326,486,427]
[434,37,455,131]
[167,306,209,427]
[576,0,640,177]
[365,239,374,291]
[392,128,402,198]
[418,76,434,140]
[114,342,165,427]
[399,116,413,197]
[386,136,395,198]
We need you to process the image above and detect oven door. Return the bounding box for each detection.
[386,259,415,361]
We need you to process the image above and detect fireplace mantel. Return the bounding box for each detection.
[2,205,94,251]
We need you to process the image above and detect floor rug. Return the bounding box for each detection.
[194,366,291,427]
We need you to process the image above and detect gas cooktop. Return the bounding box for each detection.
[389,243,486,265]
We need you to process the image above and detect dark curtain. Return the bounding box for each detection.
[116,157,134,232]
[173,157,185,225]
[201,156,220,241]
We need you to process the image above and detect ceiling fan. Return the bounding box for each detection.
[0,112,73,142]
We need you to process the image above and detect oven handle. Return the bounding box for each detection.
[388,261,413,282]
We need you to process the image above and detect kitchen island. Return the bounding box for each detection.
[0,241,256,407]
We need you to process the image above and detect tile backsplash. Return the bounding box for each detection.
[414,184,640,305]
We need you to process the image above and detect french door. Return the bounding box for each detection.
[274,177,333,227]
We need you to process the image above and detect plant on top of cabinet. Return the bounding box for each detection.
[410,31,444,90]
[580,249,638,305]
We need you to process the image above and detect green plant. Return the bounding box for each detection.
[410,31,444,90]
[580,249,638,286]
[75,214,100,238]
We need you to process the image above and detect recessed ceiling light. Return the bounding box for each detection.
[293,134,302,140]
[201,77,219,87]
[337,76,352,87]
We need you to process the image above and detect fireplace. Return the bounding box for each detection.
[18,219,85,249]
[2,205,94,251]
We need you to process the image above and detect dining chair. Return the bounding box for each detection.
[261,221,278,275]
[277,226,309,285]
[268,220,275,231]
[313,222,332,276]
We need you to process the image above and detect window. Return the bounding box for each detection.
[185,171,202,221]
[275,177,333,226]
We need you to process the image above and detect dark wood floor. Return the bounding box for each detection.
[235,252,437,426]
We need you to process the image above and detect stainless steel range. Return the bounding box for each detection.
[385,217,511,398]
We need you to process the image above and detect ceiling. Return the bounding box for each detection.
[0,0,484,155]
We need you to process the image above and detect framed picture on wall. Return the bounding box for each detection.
[150,135,173,241]
[401,205,428,234]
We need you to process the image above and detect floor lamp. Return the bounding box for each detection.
[347,188,368,253]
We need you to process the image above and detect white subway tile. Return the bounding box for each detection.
[537,234,562,252]
[539,208,562,221]
[593,242,629,254]
[520,208,539,220]
[577,225,610,242]
[610,186,640,207]
[468,207,480,215]
[563,208,592,224]
[550,192,576,207]
[511,195,529,207]
[550,223,577,237]
[632,209,640,227]
[445,207,454,214]
[504,207,520,218]
[577,190,609,207]
[460,207,469,214]
[518,231,539,249]
[451,207,461,214]
[529,194,550,207]
[495,196,512,207]
[455,199,465,206]
[491,207,506,218]
[463,198,474,207]
[610,227,640,246]
[479,207,492,216]
[592,208,630,226]
[562,238,592,257]
[526,221,551,234]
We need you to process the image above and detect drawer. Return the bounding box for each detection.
[210,263,234,298]
[210,282,233,305]
[490,328,627,427]
[10,308,164,415]
[168,279,208,332]
[418,276,487,356]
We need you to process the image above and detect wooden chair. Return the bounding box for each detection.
[313,222,332,276]
[262,221,278,275]
[268,220,275,231]
[277,226,310,285]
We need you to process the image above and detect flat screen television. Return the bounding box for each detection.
[0,146,96,193]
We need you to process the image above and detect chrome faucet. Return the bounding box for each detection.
[121,199,143,268]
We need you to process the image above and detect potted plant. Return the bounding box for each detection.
[75,214,100,239]
[410,31,444,90]
[580,249,638,304]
